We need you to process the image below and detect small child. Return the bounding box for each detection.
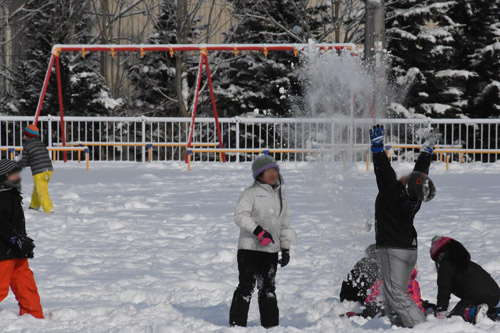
[229,155,297,328]
[431,236,500,324]
[340,245,436,319]
[18,125,54,213]
[370,124,437,328]
[340,244,380,304]
[361,268,436,318]
[0,160,44,318]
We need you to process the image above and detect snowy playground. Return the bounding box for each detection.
[0,160,499,332]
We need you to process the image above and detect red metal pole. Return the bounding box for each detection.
[368,101,377,124]
[185,54,205,162]
[55,56,68,162]
[203,54,226,162]
[34,54,56,125]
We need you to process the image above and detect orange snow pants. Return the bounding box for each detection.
[0,258,44,319]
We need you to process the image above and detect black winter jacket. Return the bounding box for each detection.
[373,152,431,249]
[0,187,31,260]
[340,256,380,303]
[437,256,500,312]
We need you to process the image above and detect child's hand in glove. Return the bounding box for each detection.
[254,226,274,246]
[369,125,384,153]
[436,311,448,319]
[421,129,442,155]
[278,249,290,267]
[10,235,35,258]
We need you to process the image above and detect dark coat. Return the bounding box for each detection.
[340,256,380,303]
[373,152,432,249]
[436,242,500,312]
[19,138,53,176]
[0,187,30,260]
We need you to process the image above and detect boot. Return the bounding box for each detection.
[464,304,488,324]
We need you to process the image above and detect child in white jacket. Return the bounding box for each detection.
[229,155,297,328]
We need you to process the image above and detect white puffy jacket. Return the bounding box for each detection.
[234,181,297,253]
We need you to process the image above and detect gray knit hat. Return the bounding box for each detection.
[252,154,279,179]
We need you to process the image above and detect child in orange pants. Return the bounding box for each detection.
[0,259,44,318]
[0,160,44,318]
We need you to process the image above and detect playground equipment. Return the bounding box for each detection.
[31,43,358,163]
[1,146,90,170]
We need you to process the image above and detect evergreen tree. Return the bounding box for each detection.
[386,0,469,118]
[465,0,500,117]
[216,0,338,117]
[387,0,500,119]
[127,0,204,116]
[10,0,119,116]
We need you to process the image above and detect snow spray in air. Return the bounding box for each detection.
[295,42,380,241]
[297,41,378,121]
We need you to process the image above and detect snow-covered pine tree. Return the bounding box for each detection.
[386,1,471,118]
[465,0,500,118]
[217,0,344,117]
[10,0,119,116]
[128,0,204,117]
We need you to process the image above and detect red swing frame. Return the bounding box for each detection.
[32,43,358,162]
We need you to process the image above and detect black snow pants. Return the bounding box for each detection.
[448,294,500,320]
[229,249,279,328]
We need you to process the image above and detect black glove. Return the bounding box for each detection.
[422,300,437,316]
[10,235,35,258]
[278,249,290,267]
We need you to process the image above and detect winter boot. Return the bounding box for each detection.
[464,304,489,324]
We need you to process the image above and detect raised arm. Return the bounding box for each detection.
[413,151,432,175]
[371,125,398,193]
[414,129,440,175]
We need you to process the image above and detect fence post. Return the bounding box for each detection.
[141,116,146,163]
[48,116,53,148]
[235,117,240,163]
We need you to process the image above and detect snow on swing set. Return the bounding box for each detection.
[31,43,358,165]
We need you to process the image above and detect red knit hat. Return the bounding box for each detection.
[24,124,40,137]
[430,236,453,261]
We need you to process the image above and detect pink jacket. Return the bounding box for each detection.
[365,268,425,313]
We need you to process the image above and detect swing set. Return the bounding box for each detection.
[32,43,358,162]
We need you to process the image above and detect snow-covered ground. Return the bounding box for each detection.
[2,159,500,332]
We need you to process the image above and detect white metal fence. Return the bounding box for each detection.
[1,116,499,163]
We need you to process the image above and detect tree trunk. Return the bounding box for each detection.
[176,0,189,118]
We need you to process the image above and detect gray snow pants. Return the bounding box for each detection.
[377,247,426,328]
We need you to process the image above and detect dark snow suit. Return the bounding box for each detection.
[0,186,43,318]
[340,256,380,303]
[230,250,279,328]
[373,151,432,327]
[437,255,500,317]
